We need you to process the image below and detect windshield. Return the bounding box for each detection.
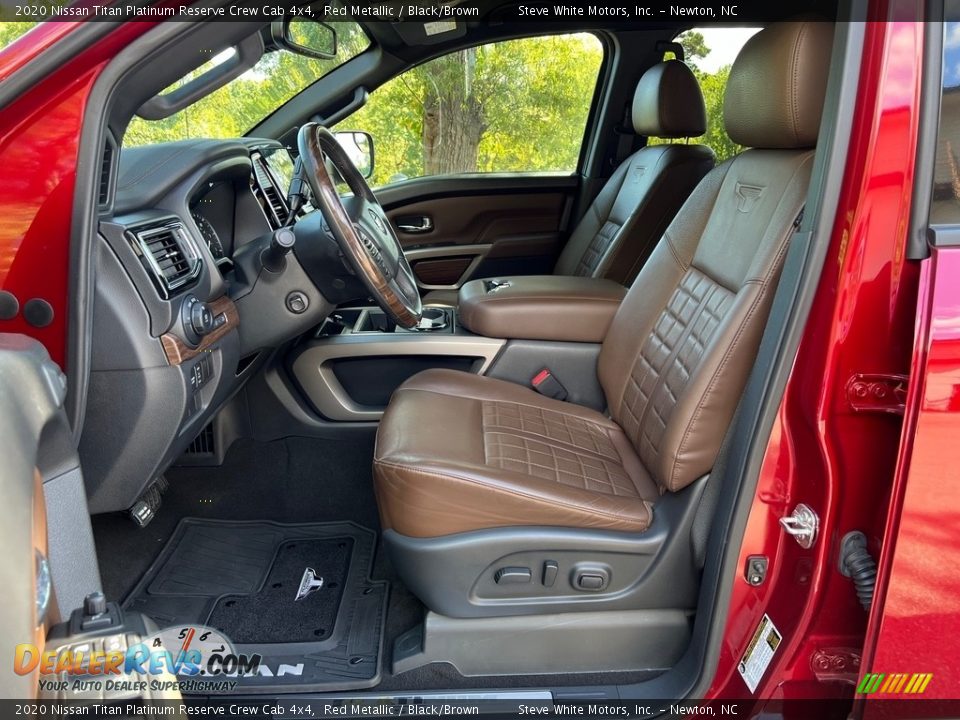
[124,21,369,146]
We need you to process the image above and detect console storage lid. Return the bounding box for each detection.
[458,276,626,342]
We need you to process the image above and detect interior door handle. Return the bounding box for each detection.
[396,216,433,234]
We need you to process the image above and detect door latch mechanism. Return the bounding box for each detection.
[779,503,819,549]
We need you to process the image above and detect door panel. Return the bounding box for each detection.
[409,256,476,286]
[376,174,578,292]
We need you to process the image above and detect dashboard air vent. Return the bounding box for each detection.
[130,221,202,297]
[252,154,289,228]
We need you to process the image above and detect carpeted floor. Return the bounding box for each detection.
[92,434,381,601]
[91,433,660,692]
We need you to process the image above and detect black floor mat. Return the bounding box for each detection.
[123,519,388,693]
[208,538,352,643]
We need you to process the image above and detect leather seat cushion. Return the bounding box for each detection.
[374,369,660,538]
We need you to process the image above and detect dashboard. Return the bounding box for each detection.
[81,137,335,515]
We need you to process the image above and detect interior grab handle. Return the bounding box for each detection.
[397,216,433,234]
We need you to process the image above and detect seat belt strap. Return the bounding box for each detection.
[612,103,635,169]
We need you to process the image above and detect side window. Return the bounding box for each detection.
[342,34,604,187]
[650,28,760,163]
[931,20,960,224]
[0,22,37,51]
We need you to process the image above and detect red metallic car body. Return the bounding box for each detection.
[0,6,954,713]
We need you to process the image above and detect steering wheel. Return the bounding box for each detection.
[297,123,422,328]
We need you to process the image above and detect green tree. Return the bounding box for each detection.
[697,66,741,163]
[345,34,604,186]
[124,22,370,145]
[421,48,485,175]
[0,21,38,50]
[678,31,710,70]
[0,19,742,171]
[650,30,741,164]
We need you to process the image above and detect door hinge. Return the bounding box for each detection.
[846,373,908,415]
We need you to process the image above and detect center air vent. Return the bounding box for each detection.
[130,221,202,298]
[251,153,289,228]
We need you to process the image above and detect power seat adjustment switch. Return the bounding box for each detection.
[542,560,559,587]
[572,565,610,592]
[494,567,531,584]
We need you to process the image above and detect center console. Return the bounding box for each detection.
[289,275,627,422]
[318,306,456,336]
[458,275,626,343]
[290,305,505,421]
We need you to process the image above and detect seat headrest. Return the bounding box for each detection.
[724,22,834,149]
[632,60,706,138]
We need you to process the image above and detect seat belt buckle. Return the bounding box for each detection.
[531,368,568,401]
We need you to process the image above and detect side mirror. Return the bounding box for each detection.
[333,130,375,180]
[271,18,337,60]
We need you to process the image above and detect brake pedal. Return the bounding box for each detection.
[128,477,167,528]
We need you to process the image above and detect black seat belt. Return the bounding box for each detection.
[611,103,636,170]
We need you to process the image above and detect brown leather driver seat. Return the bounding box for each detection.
[376,23,832,542]
[422,58,714,306]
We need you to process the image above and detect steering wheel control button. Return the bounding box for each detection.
[356,226,390,274]
[494,567,532,585]
[368,209,389,236]
[286,291,310,314]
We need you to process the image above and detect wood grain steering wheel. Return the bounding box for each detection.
[297,123,422,328]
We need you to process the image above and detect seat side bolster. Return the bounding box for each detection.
[654,280,769,492]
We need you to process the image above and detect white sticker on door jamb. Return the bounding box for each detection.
[737,613,783,693]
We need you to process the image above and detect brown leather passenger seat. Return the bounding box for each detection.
[376,22,833,541]
[422,58,714,306]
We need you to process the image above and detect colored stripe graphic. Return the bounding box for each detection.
[857,672,932,694]
[857,674,883,694]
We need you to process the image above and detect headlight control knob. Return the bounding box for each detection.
[190,300,214,337]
